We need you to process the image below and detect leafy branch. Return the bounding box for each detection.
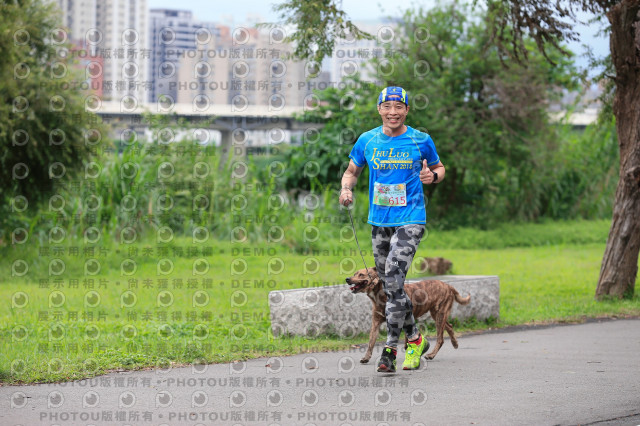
[258,0,374,64]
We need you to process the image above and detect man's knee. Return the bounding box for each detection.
[384,278,400,293]
[386,289,411,309]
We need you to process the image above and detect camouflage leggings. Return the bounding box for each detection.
[372,224,426,348]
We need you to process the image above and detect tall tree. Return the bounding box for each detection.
[275,0,640,299]
[0,0,101,239]
[483,0,639,298]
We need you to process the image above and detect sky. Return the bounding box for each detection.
[148,0,609,72]
[148,0,427,24]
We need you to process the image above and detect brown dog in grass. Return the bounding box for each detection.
[346,267,471,363]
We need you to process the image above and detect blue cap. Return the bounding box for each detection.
[377,86,408,105]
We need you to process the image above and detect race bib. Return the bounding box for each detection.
[373,182,407,206]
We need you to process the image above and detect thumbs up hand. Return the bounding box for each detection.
[419,159,434,184]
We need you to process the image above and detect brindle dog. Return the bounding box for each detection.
[346,267,471,363]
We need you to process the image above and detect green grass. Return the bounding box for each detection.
[425,218,613,249]
[1,219,638,385]
[435,244,640,324]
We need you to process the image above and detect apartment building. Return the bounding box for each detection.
[148,9,221,103]
[55,0,97,46]
[94,0,148,102]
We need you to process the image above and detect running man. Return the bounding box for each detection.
[339,86,445,372]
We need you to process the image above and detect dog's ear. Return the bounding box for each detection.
[368,267,378,279]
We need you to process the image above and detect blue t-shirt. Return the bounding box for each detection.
[349,125,440,226]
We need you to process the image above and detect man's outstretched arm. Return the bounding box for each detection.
[339,160,364,206]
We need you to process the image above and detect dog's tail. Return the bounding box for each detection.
[453,289,471,305]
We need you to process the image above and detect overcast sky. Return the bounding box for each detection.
[149,0,427,23]
[148,0,609,72]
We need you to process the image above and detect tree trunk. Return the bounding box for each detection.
[596,0,640,299]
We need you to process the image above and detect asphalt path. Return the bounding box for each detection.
[1,318,639,426]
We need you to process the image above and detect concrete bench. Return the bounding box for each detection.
[268,275,499,338]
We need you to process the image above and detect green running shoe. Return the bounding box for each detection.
[402,335,429,370]
[377,347,397,373]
